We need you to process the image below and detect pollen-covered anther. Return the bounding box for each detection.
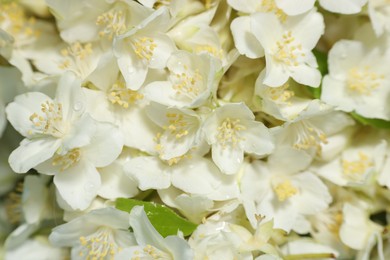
[172,67,202,97]
[217,118,246,149]
[273,180,298,202]
[260,0,287,22]
[342,152,373,178]
[29,101,64,137]
[96,10,127,39]
[59,42,93,70]
[347,67,384,95]
[293,121,328,155]
[273,31,304,67]
[108,81,144,108]
[79,228,121,260]
[266,83,295,104]
[52,148,81,171]
[163,113,189,139]
[133,37,157,62]
[0,2,41,41]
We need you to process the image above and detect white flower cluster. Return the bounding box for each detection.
[1,0,390,259]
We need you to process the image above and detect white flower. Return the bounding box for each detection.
[314,129,387,187]
[339,203,383,252]
[322,40,390,120]
[254,70,316,121]
[274,100,354,159]
[241,159,332,232]
[114,7,177,90]
[203,103,274,174]
[6,72,96,173]
[34,121,123,210]
[144,51,221,108]
[146,102,202,160]
[83,76,160,154]
[46,0,151,43]
[115,206,193,260]
[232,11,324,87]
[49,207,135,260]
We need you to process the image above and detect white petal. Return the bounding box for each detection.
[54,160,101,210]
[231,16,264,59]
[83,122,123,167]
[241,120,274,156]
[124,156,171,190]
[263,59,290,87]
[98,162,139,199]
[9,138,61,173]
[62,114,97,151]
[290,64,322,87]
[129,206,166,248]
[212,144,243,175]
[319,0,367,14]
[275,0,315,15]
[6,92,52,137]
[171,157,221,195]
[114,41,147,91]
[147,33,176,69]
[251,13,282,51]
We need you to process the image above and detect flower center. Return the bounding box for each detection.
[0,2,40,46]
[265,83,295,103]
[259,0,287,22]
[108,81,144,108]
[163,113,190,139]
[132,37,157,62]
[131,244,171,260]
[29,101,64,137]
[217,118,246,149]
[96,9,127,39]
[272,31,305,67]
[5,181,24,225]
[59,42,94,77]
[341,151,373,180]
[347,67,384,95]
[79,227,121,260]
[292,121,328,155]
[273,180,298,202]
[171,66,203,99]
[52,148,81,171]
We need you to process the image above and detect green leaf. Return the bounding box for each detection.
[351,112,390,129]
[115,198,198,237]
[306,49,328,99]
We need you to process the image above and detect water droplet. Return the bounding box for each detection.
[128,67,135,74]
[84,183,95,192]
[73,101,83,111]
[188,164,195,169]
[150,57,156,63]
[340,53,347,59]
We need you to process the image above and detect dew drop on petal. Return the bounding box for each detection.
[73,101,83,111]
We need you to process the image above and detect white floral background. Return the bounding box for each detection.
[1,0,390,259]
